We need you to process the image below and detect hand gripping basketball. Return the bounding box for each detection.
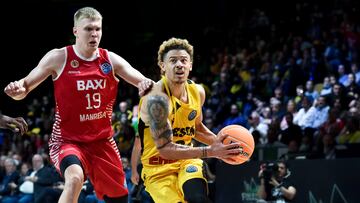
[218,125,255,165]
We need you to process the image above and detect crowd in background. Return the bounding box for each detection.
[0,0,359,202]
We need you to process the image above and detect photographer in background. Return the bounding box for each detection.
[257,160,296,202]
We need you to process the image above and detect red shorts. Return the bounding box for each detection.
[49,137,128,199]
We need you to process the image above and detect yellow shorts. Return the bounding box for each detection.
[142,158,207,203]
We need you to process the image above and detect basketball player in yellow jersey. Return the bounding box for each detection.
[138,38,241,203]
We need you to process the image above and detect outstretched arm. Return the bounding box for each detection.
[4,49,64,100]
[142,92,241,160]
[110,52,153,96]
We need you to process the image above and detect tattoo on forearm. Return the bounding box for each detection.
[148,95,173,148]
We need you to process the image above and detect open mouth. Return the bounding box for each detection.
[89,41,97,46]
[176,71,185,76]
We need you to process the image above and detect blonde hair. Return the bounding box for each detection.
[74,7,102,26]
[157,37,193,68]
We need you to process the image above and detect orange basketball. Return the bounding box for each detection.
[219,125,255,165]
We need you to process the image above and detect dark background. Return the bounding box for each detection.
[216,158,360,203]
[0,0,314,115]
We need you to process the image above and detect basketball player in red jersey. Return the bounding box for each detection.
[4,7,152,203]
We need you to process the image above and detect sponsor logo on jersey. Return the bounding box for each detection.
[77,79,106,91]
[186,165,198,173]
[173,126,195,137]
[70,60,79,68]
[100,62,112,74]
[80,111,107,122]
[188,110,197,121]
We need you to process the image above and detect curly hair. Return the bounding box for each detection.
[157,38,193,68]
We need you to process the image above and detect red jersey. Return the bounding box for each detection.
[51,46,118,143]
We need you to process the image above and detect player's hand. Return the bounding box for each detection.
[131,170,140,185]
[208,133,241,159]
[4,80,26,99]
[0,115,28,135]
[138,79,154,97]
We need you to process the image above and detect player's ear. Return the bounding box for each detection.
[73,27,78,37]
[160,62,165,74]
[189,62,193,71]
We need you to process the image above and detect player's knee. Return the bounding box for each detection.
[63,165,84,190]
[65,173,83,189]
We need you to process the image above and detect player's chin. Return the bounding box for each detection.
[174,77,187,84]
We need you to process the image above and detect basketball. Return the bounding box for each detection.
[219,125,255,165]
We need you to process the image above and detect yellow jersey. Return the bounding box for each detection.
[138,77,202,167]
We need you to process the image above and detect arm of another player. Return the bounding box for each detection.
[130,136,141,185]
[193,84,217,145]
[109,52,153,96]
[141,91,241,160]
[4,49,64,100]
[0,114,28,135]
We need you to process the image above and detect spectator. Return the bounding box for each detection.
[350,63,360,86]
[116,101,133,123]
[320,76,332,96]
[27,154,59,203]
[293,96,316,130]
[337,64,349,87]
[312,96,330,129]
[279,112,303,146]
[222,104,247,128]
[337,116,360,144]
[249,111,269,144]
[304,80,319,100]
[17,162,34,203]
[0,158,19,203]
[280,100,298,130]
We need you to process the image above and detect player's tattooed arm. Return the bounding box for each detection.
[146,95,210,159]
[147,95,173,149]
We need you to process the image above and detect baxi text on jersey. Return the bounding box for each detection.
[80,111,107,122]
[77,79,106,91]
